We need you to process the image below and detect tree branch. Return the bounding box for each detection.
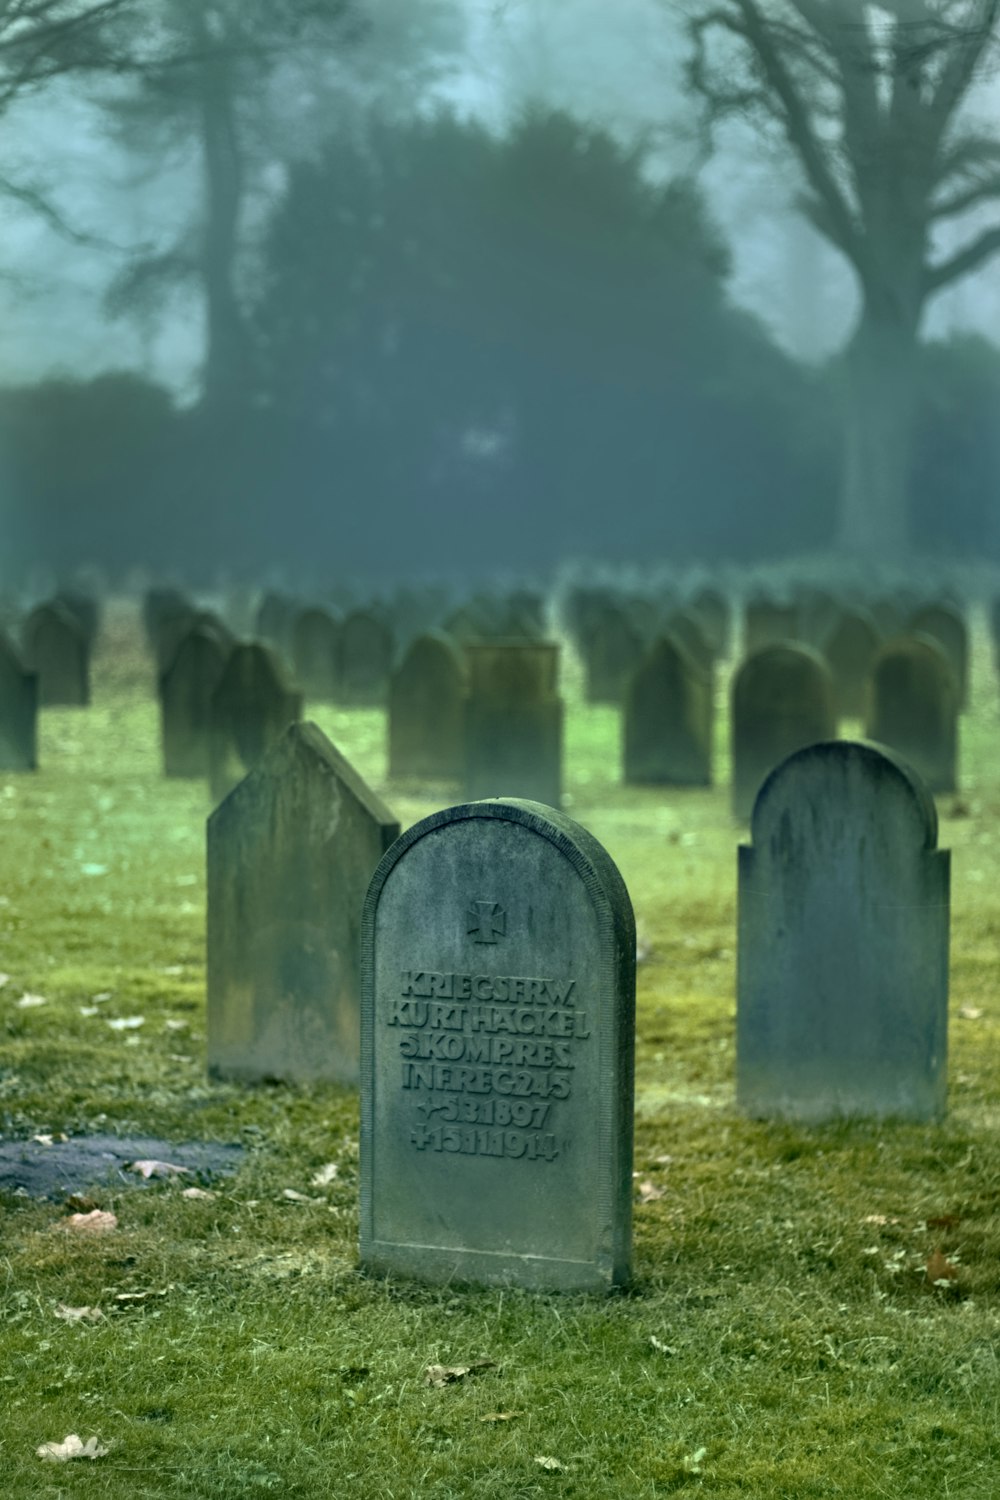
[925,220,1000,289]
[931,172,1000,217]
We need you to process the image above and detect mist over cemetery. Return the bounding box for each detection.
[5,1,1000,1497]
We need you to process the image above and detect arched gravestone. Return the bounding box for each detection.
[143,586,189,648]
[742,596,800,657]
[658,608,714,676]
[388,631,467,780]
[462,641,563,808]
[53,589,100,650]
[622,635,712,786]
[159,624,231,777]
[730,644,835,820]
[687,586,731,657]
[208,722,400,1085]
[338,609,394,705]
[579,600,647,705]
[737,741,949,1122]
[156,607,233,675]
[865,634,958,793]
[907,602,968,709]
[0,634,38,770]
[360,798,635,1290]
[208,642,303,803]
[818,607,882,717]
[254,591,295,654]
[21,602,89,706]
[291,606,341,701]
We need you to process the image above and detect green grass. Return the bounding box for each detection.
[2,598,1000,1497]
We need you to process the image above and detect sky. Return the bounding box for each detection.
[2,0,999,397]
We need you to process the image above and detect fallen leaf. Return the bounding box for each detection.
[480,1412,519,1423]
[926,1249,959,1285]
[164,1018,188,1031]
[534,1455,566,1472]
[683,1447,708,1475]
[0,972,10,986]
[33,1133,68,1146]
[54,1304,103,1323]
[636,1179,665,1203]
[424,1359,496,1387]
[79,1006,99,1017]
[926,1214,961,1230]
[126,1159,189,1180]
[649,1336,676,1355]
[56,1210,118,1234]
[861,1214,901,1227]
[652,1154,674,1167]
[80,863,108,877]
[310,1163,339,1187]
[17,993,47,1008]
[107,1016,144,1031]
[181,1186,216,1200]
[282,1188,317,1203]
[958,1007,984,1021]
[37,1434,109,1462]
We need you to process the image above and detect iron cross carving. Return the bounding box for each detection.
[467,901,506,943]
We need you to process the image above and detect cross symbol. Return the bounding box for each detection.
[467,901,506,943]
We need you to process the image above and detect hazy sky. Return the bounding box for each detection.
[2,0,998,396]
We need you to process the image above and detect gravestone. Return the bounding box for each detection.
[142,586,189,647]
[738,740,949,1121]
[0,635,38,770]
[578,599,646,705]
[743,596,799,656]
[208,643,303,803]
[359,797,635,1290]
[254,591,295,655]
[463,641,563,807]
[53,589,100,650]
[687,586,731,657]
[907,602,968,709]
[865,635,958,792]
[156,607,233,675]
[388,631,467,780]
[658,609,714,676]
[21,602,89,706]
[731,644,835,820]
[622,635,712,786]
[292,606,341,701]
[818,607,882,717]
[159,624,232,777]
[208,722,400,1085]
[338,609,394,705]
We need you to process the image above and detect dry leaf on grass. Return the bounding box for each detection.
[0,973,10,987]
[480,1412,519,1423]
[534,1455,566,1472]
[861,1214,901,1227]
[126,1159,190,1180]
[32,1133,68,1146]
[958,1007,984,1021]
[17,993,47,1008]
[310,1163,339,1187]
[649,1336,676,1355]
[114,1289,169,1304]
[926,1249,960,1286]
[37,1434,109,1462]
[181,1186,216,1200]
[424,1359,496,1387]
[636,1179,665,1203]
[56,1210,117,1234]
[54,1304,103,1323]
[926,1214,961,1230]
[65,1194,99,1213]
[282,1188,317,1203]
[107,1016,144,1031]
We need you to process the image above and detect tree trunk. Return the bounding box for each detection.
[836,296,921,559]
[198,44,250,409]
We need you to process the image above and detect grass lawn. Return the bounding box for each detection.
[2,597,999,1499]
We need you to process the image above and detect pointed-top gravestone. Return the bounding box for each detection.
[159,624,232,777]
[208,642,303,803]
[738,740,949,1122]
[730,643,835,820]
[360,798,635,1291]
[22,601,89,706]
[0,634,38,770]
[208,722,400,1085]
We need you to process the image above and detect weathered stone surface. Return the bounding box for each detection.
[292,606,341,701]
[360,798,635,1290]
[818,607,882,717]
[0,634,38,770]
[743,597,799,656]
[738,740,949,1122]
[21,602,89,706]
[462,641,562,808]
[622,635,712,786]
[579,601,646,705]
[388,631,466,780]
[865,635,958,793]
[159,625,231,777]
[208,643,303,803]
[730,644,835,820]
[208,722,400,1085]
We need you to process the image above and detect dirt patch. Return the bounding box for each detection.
[0,1134,244,1200]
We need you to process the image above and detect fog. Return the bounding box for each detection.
[2,0,1000,583]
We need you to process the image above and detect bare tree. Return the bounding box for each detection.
[684,0,1000,554]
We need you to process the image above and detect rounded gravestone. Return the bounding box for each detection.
[360,799,635,1291]
[818,607,882,718]
[865,635,958,793]
[622,635,712,786]
[730,643,835,820]
[388,631,466,781]
[737,740,949,1122]
[907,602,968,709]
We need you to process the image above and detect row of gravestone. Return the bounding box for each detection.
[204,726,948,1291]
[0,597,104,768]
